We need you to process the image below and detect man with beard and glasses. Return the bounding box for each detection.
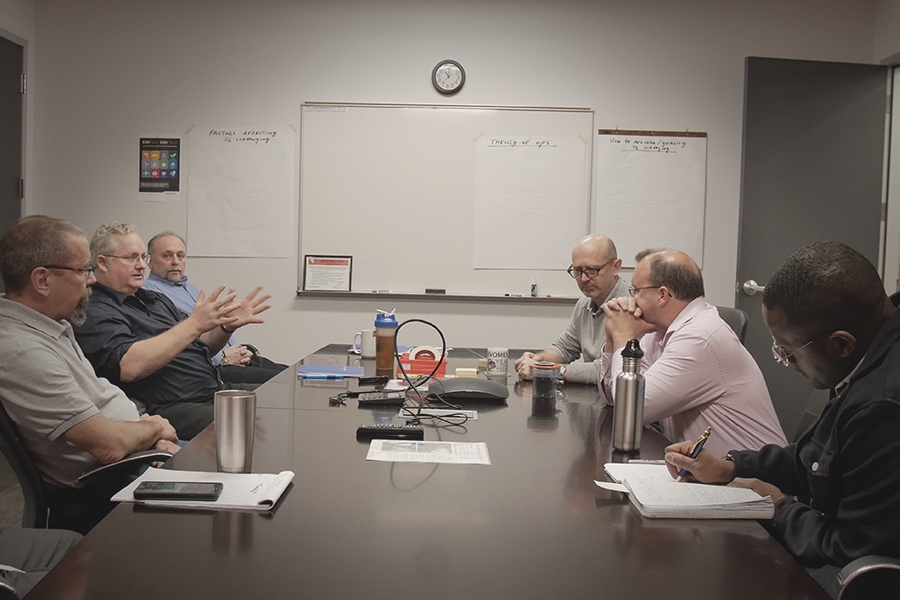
[142,231,286,386]
[0,216,180,533]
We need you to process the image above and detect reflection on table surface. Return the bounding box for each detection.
[26,345,829,600]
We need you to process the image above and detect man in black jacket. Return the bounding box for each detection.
[665,241,900,593]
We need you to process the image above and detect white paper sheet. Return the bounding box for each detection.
[474,135,589,269]
[186,126,294,257]
[365,440,491,465]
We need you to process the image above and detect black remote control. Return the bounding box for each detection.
[356,423,424,441]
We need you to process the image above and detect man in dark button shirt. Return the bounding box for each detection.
[665,241,900,595]
[73,222,270,439]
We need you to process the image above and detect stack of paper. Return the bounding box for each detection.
[597,463,774,519]
[112,467,294,511]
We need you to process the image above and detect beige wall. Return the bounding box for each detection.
[3,0,898,362]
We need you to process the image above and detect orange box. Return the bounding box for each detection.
[396,352,448,377]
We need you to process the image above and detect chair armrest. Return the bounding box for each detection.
[76,449,174,484]
[836,555,900,599]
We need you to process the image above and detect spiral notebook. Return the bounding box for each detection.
[597,463,774,519]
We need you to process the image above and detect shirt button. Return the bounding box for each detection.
[811,462,819,472]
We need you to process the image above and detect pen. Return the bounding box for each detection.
[676,425,712,482]
[301,374,345,380]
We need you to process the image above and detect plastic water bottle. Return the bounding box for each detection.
[612,339,645,451]
[374,309,398,377]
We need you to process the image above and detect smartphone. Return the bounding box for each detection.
[133,481,223,501]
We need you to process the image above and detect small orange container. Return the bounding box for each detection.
[396,352,449,377]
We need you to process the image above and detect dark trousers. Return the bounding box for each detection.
[218,354,287,385]
[144,397,215,440]
[46,467,140,535]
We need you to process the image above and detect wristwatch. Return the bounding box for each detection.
[560,364,568,380]
[220,355,229,366]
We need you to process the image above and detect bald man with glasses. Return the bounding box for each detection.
[515,234,628,384]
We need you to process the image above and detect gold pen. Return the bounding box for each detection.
[676,425,712,482]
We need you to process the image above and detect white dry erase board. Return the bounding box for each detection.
[298,103,593,298]
[594,130,708,268]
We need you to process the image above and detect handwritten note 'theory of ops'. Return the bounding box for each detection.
[487,137,557,149]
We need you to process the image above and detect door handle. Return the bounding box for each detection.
[742,280,765,296]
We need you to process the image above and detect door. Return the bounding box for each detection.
[0,34,24,293]
[737,57,888,439]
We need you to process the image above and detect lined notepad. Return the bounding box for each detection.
[597,463,774,519]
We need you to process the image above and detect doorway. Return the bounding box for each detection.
[0,33,24,293]
[736,57,888,438]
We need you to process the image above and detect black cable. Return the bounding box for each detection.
[393,318,447,421]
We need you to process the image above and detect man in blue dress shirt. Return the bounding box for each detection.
[142,231,286,386]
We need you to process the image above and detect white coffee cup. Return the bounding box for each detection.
[353,328,376,358]
[486,347,509,376]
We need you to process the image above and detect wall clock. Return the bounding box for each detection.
[432,59,465,94]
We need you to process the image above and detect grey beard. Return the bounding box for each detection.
[69,289,92,326]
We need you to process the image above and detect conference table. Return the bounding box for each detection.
[27,345,829,599]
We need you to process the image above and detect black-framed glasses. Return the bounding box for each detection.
[41,265,96,277]
[102,254,150,265]
[567,258,614,280]
[771,336,816,367]
[627,285,662,296]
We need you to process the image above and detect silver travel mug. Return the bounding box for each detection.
[215,390,257,473]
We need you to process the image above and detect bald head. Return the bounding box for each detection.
[570,234,621,304]
[638,249,704,301]
[574,234,617,260]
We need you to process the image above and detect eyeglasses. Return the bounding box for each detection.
[102,254,149,265]
[771,337,816,367]
[42,265,96,278]
[567,258,614,280]
[627,285,662,296]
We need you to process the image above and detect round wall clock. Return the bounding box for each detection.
[432,59,466,95]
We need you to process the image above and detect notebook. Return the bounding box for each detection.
[296,364,365,378]
[597,463,774,519]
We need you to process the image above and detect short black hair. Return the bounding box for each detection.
[763,241,885,335]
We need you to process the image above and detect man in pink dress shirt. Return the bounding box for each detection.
[599,248,786,456]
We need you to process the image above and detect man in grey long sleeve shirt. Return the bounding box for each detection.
[515,234,628,384]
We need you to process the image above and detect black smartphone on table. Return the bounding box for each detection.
[133,481,223,501]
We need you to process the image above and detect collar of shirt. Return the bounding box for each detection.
[0,295,70,341]
[834,354,867,398]
[589,276,627,318]
[146,272,189,287]
[92,282,159,308]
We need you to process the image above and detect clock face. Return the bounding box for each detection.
[432,60,465,94]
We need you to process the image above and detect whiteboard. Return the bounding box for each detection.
[298,103,593,297]
[593,130,707,268]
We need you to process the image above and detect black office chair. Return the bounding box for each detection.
[0,580,18,600]
[716,306,749,344]
[0,400,48,528]
[836,555,900,599]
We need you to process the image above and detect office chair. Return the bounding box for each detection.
[0,579,18,600]
[836,555,900,599]
[0,400,48,528]
[716,306,749,344]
